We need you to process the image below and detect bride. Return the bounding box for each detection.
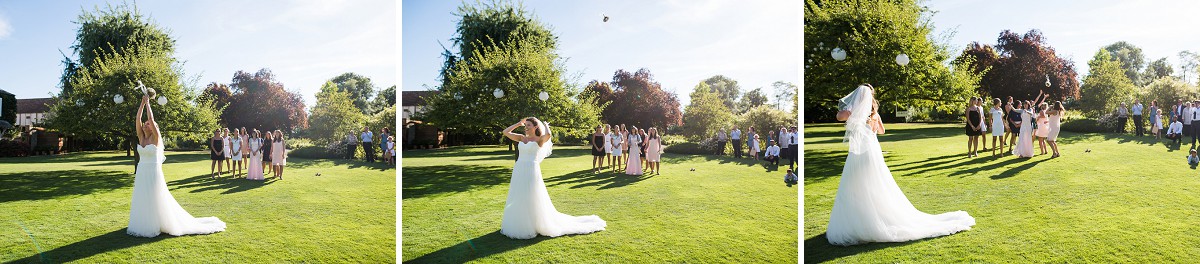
[128,91,226,237]
[500,117,606,239]
[825,84,975,246]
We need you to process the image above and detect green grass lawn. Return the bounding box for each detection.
[402,145,798,263]
[1,151,396,263]
[804,123,1200,263]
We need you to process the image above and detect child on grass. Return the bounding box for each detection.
[785,169,797,186]
[1189,149,1199,167]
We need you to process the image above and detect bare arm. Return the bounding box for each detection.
[836,110,851,121]
[136,97,146,142]
[502,122,524,142]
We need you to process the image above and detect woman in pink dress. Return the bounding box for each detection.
[271,130,287,180]
[645,127,662,175]
[1035,103,1051,155]
[246,130,265,180]
[625,126,643,175]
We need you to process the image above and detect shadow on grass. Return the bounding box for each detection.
[544,168,653,190]
[404,147,514,159]
[9,229,171,263]
[403,230,548,263]
[287,158,396,171]
[803,233,920,264]
[401,165,511,199]
[166,173,278,194]
[989,157,1051,180]
[0,170,129,203]
[81,153,215,168]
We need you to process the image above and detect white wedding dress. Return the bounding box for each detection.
[501,139,606,239]
[825,85,975,246]
[128,135,226,237]
[1012,110,1035,157]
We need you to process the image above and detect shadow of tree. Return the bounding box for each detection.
[989,157,1051,180]
[9,229,172,263]
[0,170,129,203]
[166,174,278,194]
[401,165,511,199]
[543,168,653,190]
[287,158,396,171]
[803,233,920,264]
[403,230,548,263]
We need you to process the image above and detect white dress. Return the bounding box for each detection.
[611,134,623,157]
[750,133,760,153]
[128,138,226,237]
[222,136,232,159]
[990,108,1005,137]
[1013,110,1035,157]
[230,138,242,161]
[501,141,606,239]
[604,133,613,154]
[826,85,975,246]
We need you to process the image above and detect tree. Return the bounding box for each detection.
[1142,57,1174,83]
[201,82,233,123]
[367,105,397,145]
[308,82,366,145]
[369,85,397,113]
[682,82,733,140]
[1179,51,1200,85]
[1140,77,1197,109]
[583,80,614,111]
[699,75,741,112]
[1103,41,1146,86]
[49,3,220,159]
[326,72,377,114]
[423,1,601,143]
[738,87,769,113]
[771,81,797,113]
[805,0,981,122]
[1079,50,1136,116]
[224,69,309,133]
[957,30,1080,104]
[597,69,683,129]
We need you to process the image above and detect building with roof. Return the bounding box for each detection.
[16,98,54,127]
[401,90,438,120]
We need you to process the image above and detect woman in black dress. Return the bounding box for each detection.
[262,131,274,175]
[591,125,606,174]
[965,98,983,157]
[1008,100,1024,153]
[210,129,225,179]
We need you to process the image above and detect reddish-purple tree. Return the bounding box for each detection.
[593,68,683,129]
[223,69,309,133]
[957,30,1080,102]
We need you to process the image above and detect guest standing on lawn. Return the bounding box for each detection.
[731,126,743,158]
[625,126,643,176]
[639,128,649,171]
[1153,108,1163,139]
[717,128,728,155]
[748,126,760,160]
[247,130,265,181]
[1133,101,1144,136]
[591,125,606,174]
[1187,102,1197,146]
[240,128,250,174]
[1047,101,1065,158]
[646,128,662,175]
[271,130,287,180]
[346,132,358,159]
[965,97,983,158]
[787,126,798,169]
[611,125,623,173]
[778,126,789,165]
[388,136,396,166]
[231,128,243,176]
[262,131,273,175]
[380,128,391,164]
[990,98,1007,157]
[604,124,613,169]
[361,126,375,162]
[1036,103,1050,156]
[1007,98,1022,152]
[209,129,224,179]
[1117,103,1129,133]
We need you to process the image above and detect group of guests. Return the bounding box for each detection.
[344,126,397,165]
[209,127,288,181]
[590,124,663,175]
[715,126,799,169]
[963,90,1065,159]
[1147,99,1200,147]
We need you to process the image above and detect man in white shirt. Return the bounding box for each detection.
[361,126,375,162]
[716,128,728,155]
[763,140,781,166]
[1168,117,1184,146]
[730,126,743,158]
[1192,100,1200,146]
[1132,101,1144,137]
[1185,102,1195,146]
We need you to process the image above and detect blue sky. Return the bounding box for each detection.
[402,0,801,109]
[923,0,1200,82]
[0,0,396,108]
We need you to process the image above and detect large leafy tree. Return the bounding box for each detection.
[1179,51,1200,85]
[325,72,377,114]
[422,1,601,143]
[224,69,309,133]
[735,105,796,141]
[804,0,981,122]
[1142,57,1174,83]
[682,82,733,140]
[771,81,797,114]
[1079,50,1137,116]
[308,83,366,145]
[1140,77,1197,109]
[738,87,769,113]
[1103,41,1147,86]
[370,85,397,113]
[49,3,220,158]
[595,69,683,129]
[201,82,233,123]
[957,30,1080,103]
[698,75,741,112]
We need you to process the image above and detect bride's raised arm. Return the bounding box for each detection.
[502,121,524,142]
[537,121,551,145]
[136,96,147,142]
